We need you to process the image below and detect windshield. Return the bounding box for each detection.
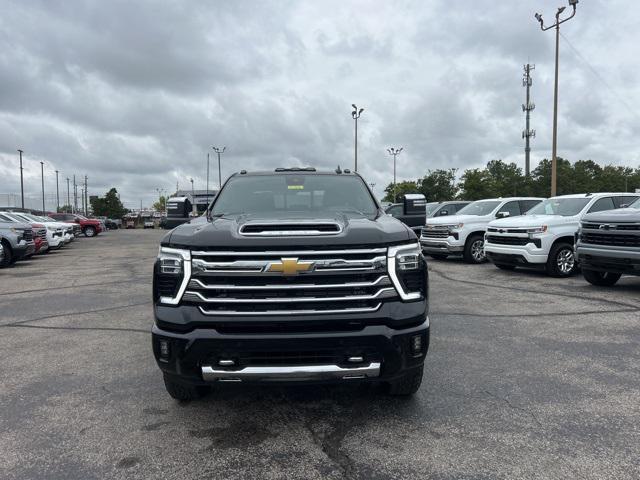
[456,200,501,216]
[424,203,440,216]
[211,174,378,216]
[528,198,591,216]
[631,198,640,208]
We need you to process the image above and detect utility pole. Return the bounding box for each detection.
[535,0,579,196]
[387,147,403,203]
[40,161,45,213]
[522,64,536,177]
[66,177,70,213]
[17,149,25,209]
[73,175,77,213]
[55,170,60,211]
[206,152,210,205]
[84,175,88,215]
[212,146,226,190]
[351,104,364,172]
[190,178,195,214]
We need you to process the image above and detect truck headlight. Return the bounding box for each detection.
[450,223,464,231]
[527,225,547,234]
[154,247,191,305]
[388,243,426,301]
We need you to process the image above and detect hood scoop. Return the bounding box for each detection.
[239,221,343,237]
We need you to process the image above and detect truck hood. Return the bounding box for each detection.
[581,207,640,224]
[427,214,486,226]
[164,212,414,249]
[488,214,578,228]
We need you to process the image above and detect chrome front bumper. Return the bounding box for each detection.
[201,362,381,382]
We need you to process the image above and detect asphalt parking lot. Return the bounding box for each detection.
[1,229,639,480]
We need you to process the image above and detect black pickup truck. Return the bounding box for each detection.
[152,168,430,399]
[384,194,427,234]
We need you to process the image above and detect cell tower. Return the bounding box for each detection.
[522,63,536,177]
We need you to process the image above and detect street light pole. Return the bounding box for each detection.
[55,170,60,211]
[206,152,210,206]
[17,149,24,209]
[66,177,70,213]
[535,0,578,196]
[351,104,364,172]
[212,146,226,190]
[40,161,45,213]
[387,147,403,203]
[190,178,195,214]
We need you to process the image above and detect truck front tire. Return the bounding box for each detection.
[463,234,486,264]
[0,241,12,267]
[387,367,424,396]
[163,373,210,401]
[84,226,96,237]
[546,242,577,277]
[582,269,621,287]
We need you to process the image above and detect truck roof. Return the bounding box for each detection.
[232,167,358,176]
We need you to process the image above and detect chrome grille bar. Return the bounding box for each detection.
[192,256,386,273]
[191,248,387,257]
[183,287,396,304]
[188,275,391,291]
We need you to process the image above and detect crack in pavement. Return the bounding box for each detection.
[483,389,543,429]
[0,300,151,328]
[0,276,152,297]
[304,418,358,480]
[431,308,639,319]
[3,324,149,334]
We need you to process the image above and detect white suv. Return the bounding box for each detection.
[420,197,544,264]
[484,193,640,277]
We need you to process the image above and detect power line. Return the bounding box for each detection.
[560,32,639,120]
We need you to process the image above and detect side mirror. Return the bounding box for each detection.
[496,211,510,219]
[439,210,449,216]
[620,204,629,209]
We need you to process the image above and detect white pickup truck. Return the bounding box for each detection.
[420,197,544,263]
[484,193,640,277]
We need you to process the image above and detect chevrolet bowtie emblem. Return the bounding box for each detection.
[267,258,314,275]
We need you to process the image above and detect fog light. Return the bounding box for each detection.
[411,335,423,356]
[159,340,170,358]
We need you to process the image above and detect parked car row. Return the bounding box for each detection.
[0,211,105,268]
[418,192,640,285]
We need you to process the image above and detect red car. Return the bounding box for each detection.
[31,223,49,254]
[49,213,103,237]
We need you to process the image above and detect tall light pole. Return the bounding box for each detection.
[206,152,210,206]
[55,170,60,211]
[351,105,364,172]
[66,177,70,212]
[190,178,195,214]
[40,161,45,213]
[212,146,225,190]
[535,0,579,196]
[387,147,403,203]
[17,149,24,209]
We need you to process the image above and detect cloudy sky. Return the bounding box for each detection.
[1,0,639,209]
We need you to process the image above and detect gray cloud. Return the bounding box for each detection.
[1,0,639,209]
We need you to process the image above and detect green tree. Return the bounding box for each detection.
[418,169,458,201]
[382,180,420,203]
[58,205,73,213]
[90,188,128,219]
[529,158,573,197]
[153,196,166,212]
[485,160,525,197]
[458,168,494,200]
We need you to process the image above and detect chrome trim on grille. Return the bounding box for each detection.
[191,256,386,274]
[188,275,391,291]
[198,303,382,316]
[184,287,396,304]
[201,362,381,381]
[191,248,387,256]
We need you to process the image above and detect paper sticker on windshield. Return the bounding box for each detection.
[288,185,304,190]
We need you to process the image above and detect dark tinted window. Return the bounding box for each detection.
[588,197,615,214]
[520,200,542,213]
[212,174,378,216]
[454,203,469,212]
[498,201,521,217]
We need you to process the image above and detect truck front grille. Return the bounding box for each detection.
[185,248,395,316]
[581,232,640,248]
[22,229,33,241]
[421,227,451,239]
[486,235,533,246]
[36,228,47,240]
